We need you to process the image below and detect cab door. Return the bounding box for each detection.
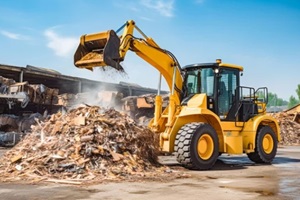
[217,68,239,120]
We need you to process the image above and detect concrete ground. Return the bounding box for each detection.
[0,146,300,200]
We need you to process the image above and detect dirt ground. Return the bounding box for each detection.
[0,146,300,200]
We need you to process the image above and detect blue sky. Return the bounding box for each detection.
[0,0,299,100]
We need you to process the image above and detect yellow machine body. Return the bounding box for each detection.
[74,20,280,169]
[158,93,280,153]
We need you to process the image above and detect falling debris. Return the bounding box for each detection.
[0,105,179,184]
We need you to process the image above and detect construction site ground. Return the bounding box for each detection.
[0,146,299,200]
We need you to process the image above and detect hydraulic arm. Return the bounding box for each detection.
[74,20,184,129]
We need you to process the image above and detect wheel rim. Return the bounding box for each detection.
[197,133,214,160]
[262,133,274,154]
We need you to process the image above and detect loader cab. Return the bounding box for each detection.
[182,60,255,121]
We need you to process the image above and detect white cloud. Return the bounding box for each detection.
[44,29,78,58]
[140,0,174,17]
[0,30,27,40]
[140,16,153,21]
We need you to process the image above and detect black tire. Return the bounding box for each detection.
[175,122,219,170]
[247,126,277,163]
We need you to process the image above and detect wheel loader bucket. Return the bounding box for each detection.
[74,30,123,71]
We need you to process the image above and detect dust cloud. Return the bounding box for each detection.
[71,84,124,111]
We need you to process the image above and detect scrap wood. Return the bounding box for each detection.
[0,105,178,184]
[10,154,23,163]
[269,111,300,145]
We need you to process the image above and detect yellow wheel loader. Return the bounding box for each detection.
[74,20,280,170]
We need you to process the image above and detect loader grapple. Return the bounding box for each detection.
[74,30,123,71]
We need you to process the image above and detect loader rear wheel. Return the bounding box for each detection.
[175,122,219,170]
[247,126,277,163]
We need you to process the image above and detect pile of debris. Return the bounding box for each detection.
[270,111,300,145]
[0,105,175,184]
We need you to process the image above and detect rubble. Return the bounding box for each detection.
[121,93,169,125]
[0,74,163,147]
[0,105,178,184]
[269,111,300,145]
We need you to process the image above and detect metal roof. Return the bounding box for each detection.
[0,63,160,96]
[182,62,243,71]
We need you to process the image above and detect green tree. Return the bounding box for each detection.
[282,100,288,106]
[296,84,300,100]
[266,92,286,108]
[288,95,299,109]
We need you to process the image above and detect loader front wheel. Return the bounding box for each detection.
[247,126,277,163]
[175,122,219,170]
